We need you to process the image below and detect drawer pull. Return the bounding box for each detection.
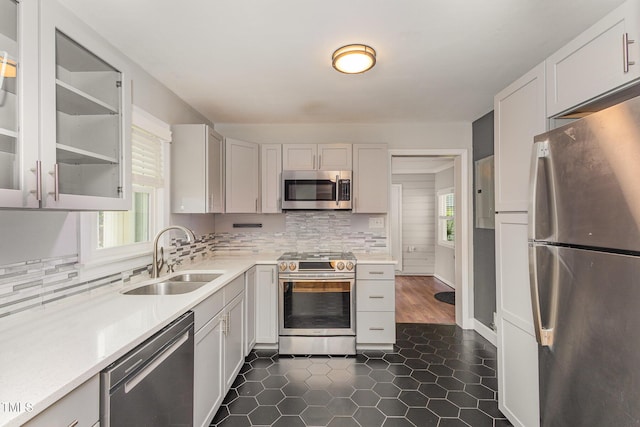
[368,271,385,275]
[369,327,385,331]
[369,295,384,299]
[68,421,79,427]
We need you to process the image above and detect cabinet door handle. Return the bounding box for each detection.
[313,154,316,169]
[369,327,384,331]
[319,155,322,169]
[68,421,79,427]
[624,33,635,73]
[30,161,42,201]
[369,295,384,299]
[49,163,59,201]
[271,269,274,283]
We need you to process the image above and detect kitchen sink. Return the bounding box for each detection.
[123,273,223,295]
[169,273,222,282]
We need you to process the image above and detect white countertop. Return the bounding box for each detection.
[0,251,392,426]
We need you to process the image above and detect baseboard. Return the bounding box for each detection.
[473,319,497,346]
[433,274,455,289]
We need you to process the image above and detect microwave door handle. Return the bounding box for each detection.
[336,174,340,206]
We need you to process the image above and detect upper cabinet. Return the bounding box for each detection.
[282,143,352,171]
[352,144,388,213]
[0,0,38,208]
[172,124,224,213]
[494,63,546,212]
[226,138,259,213]
[261,144,282,213]
[39,0,131,210]
[546,0,640,117]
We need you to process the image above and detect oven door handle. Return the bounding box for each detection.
[279,275,355,281]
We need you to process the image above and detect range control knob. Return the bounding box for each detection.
[289,262,297,271]
[279,262,288,272]
[336,261,345,270]
[346,261,354,271]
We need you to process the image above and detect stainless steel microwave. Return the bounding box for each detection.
[281,170,352,210]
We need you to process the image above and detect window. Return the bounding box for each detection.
[80,107,171,264]
[438,188,455,247]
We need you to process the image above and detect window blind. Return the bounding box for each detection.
[131,125,164,188]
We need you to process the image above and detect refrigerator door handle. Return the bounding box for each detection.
[529,140,547,240]
[529,244,554,347]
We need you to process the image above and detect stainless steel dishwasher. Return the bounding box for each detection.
[101,311,194,426]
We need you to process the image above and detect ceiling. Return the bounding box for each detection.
[59,0,625,124]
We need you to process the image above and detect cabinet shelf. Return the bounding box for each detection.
[0,127,17,138]
[56,79,117,115]
[56,143,117,164]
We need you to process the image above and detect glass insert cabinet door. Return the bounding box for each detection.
[0,0,26,207]
[40,0,131,210]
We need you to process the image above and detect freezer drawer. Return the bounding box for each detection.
[531,244,640,426]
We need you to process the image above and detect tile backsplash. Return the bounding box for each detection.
[0,211,387,318]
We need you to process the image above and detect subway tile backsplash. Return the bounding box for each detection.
[0,211,387,318]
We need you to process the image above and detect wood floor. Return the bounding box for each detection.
[395,275,456,324]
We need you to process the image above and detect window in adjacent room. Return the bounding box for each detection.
[438,188,455,248]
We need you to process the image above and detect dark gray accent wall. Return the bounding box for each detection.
[472,111,496,329]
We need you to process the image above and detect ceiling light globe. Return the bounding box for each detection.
[332,44,376,74]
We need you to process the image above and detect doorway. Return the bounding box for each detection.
[388,149,472,329]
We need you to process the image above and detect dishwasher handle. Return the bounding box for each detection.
[124,331,189,393]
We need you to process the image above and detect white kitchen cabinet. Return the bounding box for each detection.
[353,143,388,213]
[171,124,224,213]
[194,310,224,427]
[546,0,640,117]
[495,213,539,427]
[261,143,281,213]
[223,292,245,391]
[225,138,259,213]
[0,0,39,208]
[244,266,256,356]
[24,375,99,427]
[494,63,546,212]
[282,143,351,171]
[255,265,278,345]
[355,263,395,349]
[39,0,131,210]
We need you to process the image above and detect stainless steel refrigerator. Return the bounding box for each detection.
[529,94,640,427]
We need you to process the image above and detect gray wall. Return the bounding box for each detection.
[472,111,496,329]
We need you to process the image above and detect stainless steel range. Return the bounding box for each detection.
[278,251,356,355]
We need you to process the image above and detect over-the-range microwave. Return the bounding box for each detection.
[281,170,352,210]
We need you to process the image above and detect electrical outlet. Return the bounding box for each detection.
[369,216,385,229]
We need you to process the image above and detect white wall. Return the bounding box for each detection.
[215,122,471,150]
[391,174,435,274]
[434,166,456,287]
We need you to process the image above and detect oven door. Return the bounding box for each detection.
[279,274,355,336]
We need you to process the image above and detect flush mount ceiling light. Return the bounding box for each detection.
[332,44,376,74]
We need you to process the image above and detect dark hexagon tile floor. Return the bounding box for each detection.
[211,323,513,427]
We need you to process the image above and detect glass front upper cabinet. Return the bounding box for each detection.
[40,0,130,210]
[0,0,19,197]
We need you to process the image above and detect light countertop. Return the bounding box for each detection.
[0,252,392,426]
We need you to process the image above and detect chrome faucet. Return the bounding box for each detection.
[151,226,197,278]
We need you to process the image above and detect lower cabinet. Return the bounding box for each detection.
[24,375,99,427]
[244,266,256,356]
[193,276,245,427]
[255,265,278,345]
[355,264,396,349]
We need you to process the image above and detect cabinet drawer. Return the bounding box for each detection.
[193,289,223,332]
[224,275,244,304]
[356,264,394,280]
[24,375,99,427]
[356,312,396,344]
[356,281,395,311]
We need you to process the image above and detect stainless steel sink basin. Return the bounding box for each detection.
[169,273,222,282]
[123,272,223,295]
[124,281,209,295]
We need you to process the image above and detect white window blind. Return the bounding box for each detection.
[132,125,164,188]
